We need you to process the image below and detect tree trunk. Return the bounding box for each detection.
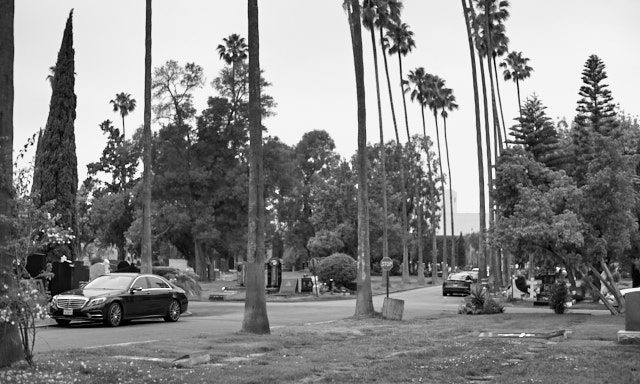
[0,0,22,368]
[194,239,207,281]
[346,0,374,316]
[379,26,409,286]
[420,108,438,284]
[492,56,507,143]
[461,0,486,279]
[443,115,456,271]
[242,0,270,334]
[433,113,448,279]
[140,0,152,275]
[369,24,390,283]
[398,55,411,284]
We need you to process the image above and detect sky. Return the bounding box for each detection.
[13,0,640,214]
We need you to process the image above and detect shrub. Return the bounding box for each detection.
[317,253,356,287]
[549,282,570,314]
[459,284,505,315]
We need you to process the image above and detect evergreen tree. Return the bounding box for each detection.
[509,94,564,169]
[571,54,618,185]
[32,11,78,260]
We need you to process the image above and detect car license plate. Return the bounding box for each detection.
[63,309,73,316]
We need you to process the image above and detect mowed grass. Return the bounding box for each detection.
[2,311,639,384]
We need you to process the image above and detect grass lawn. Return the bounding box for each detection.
[2,302,638,383]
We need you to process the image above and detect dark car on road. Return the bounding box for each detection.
[49,273,188,327]
[442,272,476,296]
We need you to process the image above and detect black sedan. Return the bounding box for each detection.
[49,273,188,327]
[442,272,476,296]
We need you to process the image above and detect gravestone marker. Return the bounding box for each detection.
[279,278,298,295]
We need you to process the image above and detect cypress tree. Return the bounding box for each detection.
[32,10,78,260]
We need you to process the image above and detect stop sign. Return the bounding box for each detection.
[380,257,393,272]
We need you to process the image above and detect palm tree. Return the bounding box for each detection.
[425,74,449,281]
[141,0,152,275]
[440,87,459,271]
[490,25,509,142]
[408,67,435,284]
[344,0,374,317]
[469,1,496,282]
[362,0,390,283]
[110,92,136,137]
[216,33,248,126]
[387,21,416,283]
[461,0,487,280]
[500,50,533,122]
[242,0,271,334]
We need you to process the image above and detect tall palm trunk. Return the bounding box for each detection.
[442,114,456,270]
[516,78,523,122]
[420,107,437,284]
[242,0,270,334]
[492,56,507,143]
[432,112,448,279]
[140,0,152,275]
[368,23,390,286]
[0,0,22,368]
[462,0,487,280]
[346,0,373,316]
[379,27,409,285]
[484,0,502,287]
[397,54,411,283]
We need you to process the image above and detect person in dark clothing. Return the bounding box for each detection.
[632,257,640,288]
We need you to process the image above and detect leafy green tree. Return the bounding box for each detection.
[109,92,136,137]
[242,0,270,334]
[32,10,78,261]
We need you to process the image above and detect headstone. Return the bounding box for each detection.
[89,263,104,281]
[279,278,298,294]
[625,291,640,332]
[169,259,188,271]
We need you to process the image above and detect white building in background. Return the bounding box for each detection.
[436,189,481,236]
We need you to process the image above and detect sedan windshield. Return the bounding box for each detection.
[83,275,134,290]
[448,273,472,281]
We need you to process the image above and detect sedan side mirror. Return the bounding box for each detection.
[130,286,143,294]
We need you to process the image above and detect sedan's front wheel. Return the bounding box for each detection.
[164,299,181,322]
[104,302,123,327]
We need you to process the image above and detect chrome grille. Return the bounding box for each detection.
[57,296,88,309]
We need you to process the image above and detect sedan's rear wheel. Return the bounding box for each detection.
[104,302,123,327]
[164,299,181,322]
[55,319,71,327]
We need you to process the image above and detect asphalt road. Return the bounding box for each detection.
[33,285,602,354]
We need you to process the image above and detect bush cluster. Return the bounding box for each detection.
[316,253,356,287]
[548,282,570,314]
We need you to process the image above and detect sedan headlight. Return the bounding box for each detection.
[85,297,106,309]
[51,295,59,308]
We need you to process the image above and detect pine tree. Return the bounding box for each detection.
[509,94,564,169]
[571,54,618,186]
[32,10,78,260]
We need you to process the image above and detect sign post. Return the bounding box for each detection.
[380,257,393,298]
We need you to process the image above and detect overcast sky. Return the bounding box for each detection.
[13,0,640,213]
